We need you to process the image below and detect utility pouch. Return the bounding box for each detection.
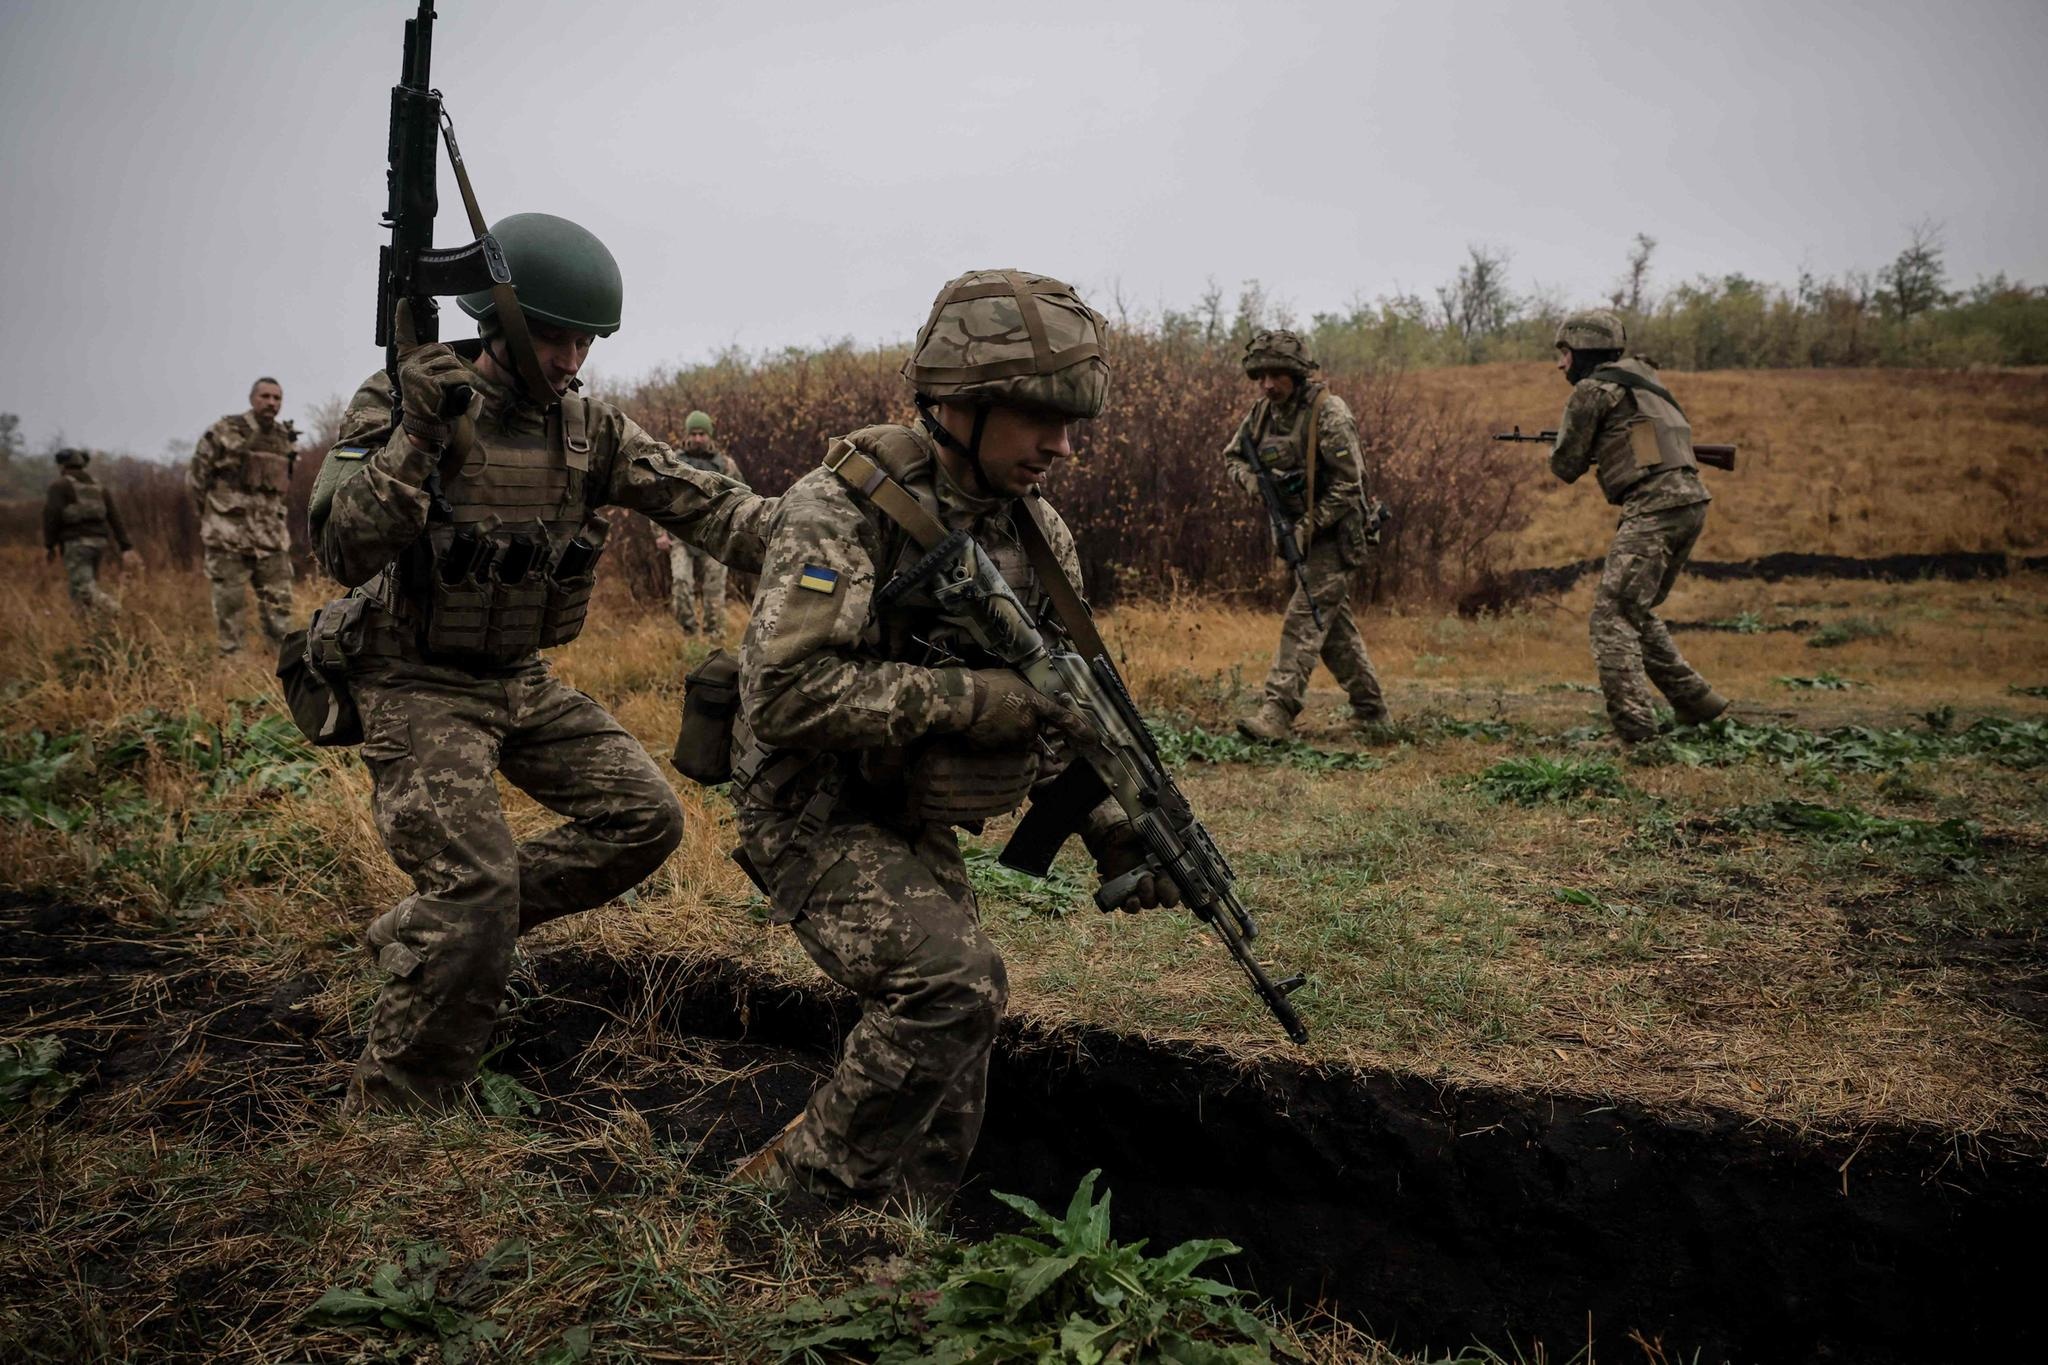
[421,572,497,659]
[539,514,610,648]
[902,740,1039,828]
[673,649,741,783]
[243,448,290,494]
[483,577,548,661]
[277,597,367,747]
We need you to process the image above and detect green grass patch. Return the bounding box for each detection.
[1808,616,1893,649]
[1473,756,1626,805]
[1719,799,1981,864]
[1149,718,1382,772]
[309,1240,531,1365]
[1775,672,1862,691]
[0,1036,83,1114]
[965,843,1089,918]
[1636,715,2048,773]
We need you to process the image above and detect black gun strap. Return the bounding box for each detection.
[1590,365,1687,418]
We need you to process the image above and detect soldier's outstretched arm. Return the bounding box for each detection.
[739,475,977,752]
[1219,409,1258,496]
[1548,382,1610,485]
[316,375,437,586]
[605,414,774,574]
[1309,395,1365,532]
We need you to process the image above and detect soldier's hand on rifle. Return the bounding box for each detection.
[1089,823,1182,913]
[956,669,1087,750]
[397,343,472,452]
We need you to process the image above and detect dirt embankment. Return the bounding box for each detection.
[6,900,2041,1364]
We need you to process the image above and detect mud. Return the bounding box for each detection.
[1466,550,2048,613]
[6,900,2042,1364]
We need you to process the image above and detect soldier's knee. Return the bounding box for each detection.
[910,933,1007,1036]
[608,782,685,877]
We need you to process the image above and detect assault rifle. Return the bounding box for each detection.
[1494,426,1738,471]
[1240,428,1323,629]
[876,519,1312,1045]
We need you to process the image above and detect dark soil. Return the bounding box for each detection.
[1466,550,2048,612]
[6,899,2043,1364]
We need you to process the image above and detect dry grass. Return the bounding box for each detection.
[1412,363,2048,567]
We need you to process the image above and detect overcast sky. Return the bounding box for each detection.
[3,0,2044,459]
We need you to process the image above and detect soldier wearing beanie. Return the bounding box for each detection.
[654,409,750,634]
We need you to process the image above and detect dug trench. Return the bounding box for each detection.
[6,900,2041,1363]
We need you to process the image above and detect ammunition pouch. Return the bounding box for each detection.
[277,596,367,746]
[412,524,605,667]
[242,447,291,495]
[672,649,740,784]
[899,739,1039,829]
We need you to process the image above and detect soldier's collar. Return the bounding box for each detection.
[932,448,1009,524]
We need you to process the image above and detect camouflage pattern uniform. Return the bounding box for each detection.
[43,451,131,613]
[1223,332,1385,732]
[190,411,297,654]
[1550,343,1721,740]
[666,444,747,632]
[313,342,773,1113]
[734,270,1121,1207]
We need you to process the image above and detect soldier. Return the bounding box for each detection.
[308,212,775,1114]
[1548,310,1727,741]
[1223,329,1387,741]
[43,448,138,613]
[190,377,298,655]
[729,270,1174,1210]
[653,409,749,634]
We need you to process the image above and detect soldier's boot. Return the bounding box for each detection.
[733,1114,807,1189]
[1237,700,1295,743]
[1351,702,1391,730]
[1671,688,1730,727]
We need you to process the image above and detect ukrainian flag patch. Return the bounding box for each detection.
[797,565,840,594]
[334,446,370,460]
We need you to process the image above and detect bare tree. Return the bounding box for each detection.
[1879,218,1950,322]
[1609,232,1656,315]
[1436,245,1517,362]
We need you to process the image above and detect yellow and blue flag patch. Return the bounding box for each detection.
[797,565,840,594]
[334,446,370,461]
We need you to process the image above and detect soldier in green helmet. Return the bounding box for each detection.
[1549,309,1727,742]
[43,447,138,614]
[653,409,750,634]
[310,212,776,1114]
[1222,329,1387,741]
[728,269,1175,1210]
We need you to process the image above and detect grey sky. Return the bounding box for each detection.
[3,0,2044,459]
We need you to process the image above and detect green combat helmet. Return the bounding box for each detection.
[54,447,89,468]
[458,213,624,337]
[903,269,1109,421]
[1241,328,1318,378]
[1555,310,1627,352]
[684,410,715,435]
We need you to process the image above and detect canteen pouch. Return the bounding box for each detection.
[673,649,741,784]
[277,596,366,747]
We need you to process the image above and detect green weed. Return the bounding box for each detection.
[1149,718,1382,772]
[308,1239,528,1364]
[1808,616,1893,649]
[1473,756,1626,805]
[2009,684,2048,699]
[965,843,1089,918]
[1637,715,2048,773]
[1775,673,1861,690]
[0,1036,83,1113]
[767,1170,1292,1364]
[1719,800,1980,865]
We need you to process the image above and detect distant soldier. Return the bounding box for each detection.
[654,409,749,634]
[43,447,137,613]
[1548,310,1727,741]
[190,377,297,655]
[1222,329,1387,741]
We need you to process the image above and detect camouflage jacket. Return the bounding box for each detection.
[312,344,774,594]
[1221,384,1370,558]
[43,470,130,550]
[190,411,295,554]
[679,443,747,487]
[1551,362,1711,516]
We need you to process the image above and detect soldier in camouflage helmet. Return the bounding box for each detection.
[310,212,777,1114]
[43,448,138,614]
[190,377,298,655]
[1223,329,1387,740]
[1549,309,1727,741]
[729,269,1175,1210]
[654,409,750,635]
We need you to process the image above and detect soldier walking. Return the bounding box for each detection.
[1548,310,1727,741]
[43,448,137,614]
[1223,329,1387,741]
[190,377,297,655]
[730,270,1172,1210]
[654,409,749,634]
[309,213,775,1114]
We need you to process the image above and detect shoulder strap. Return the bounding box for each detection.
[1014,498,1109,661]
[824,442,947,549]
[1590,365,1686,418]
[1303,383,1325,547]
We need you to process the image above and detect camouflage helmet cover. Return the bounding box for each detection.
[54,446,89,468]
[902,269,1109,420]
[1555,309,1627,352]
[1241,328,1318,378]
[684,410,714,435]
[458,212,624,337]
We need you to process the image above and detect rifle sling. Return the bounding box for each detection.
[438,114,556,411]
[1590,365,1687,418]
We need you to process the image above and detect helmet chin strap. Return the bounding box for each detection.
[915,396,997,497]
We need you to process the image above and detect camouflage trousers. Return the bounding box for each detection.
[669,543,728,634]
[203,545,293,655]
[1591,502,1716,740]
[60,539,119,614]
[742,809,1006,1206]
[347,657,684,1112]
[1263,534,1385,718]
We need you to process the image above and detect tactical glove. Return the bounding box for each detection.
[1089,822,1182,912]
[955,669,1085,750]
[397,344,473,450]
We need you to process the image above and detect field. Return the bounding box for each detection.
[2,364,2045,1363]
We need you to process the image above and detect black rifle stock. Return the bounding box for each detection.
[1493,426,1737,472]
[1240,428,1322,629]
[880,529,1311,1044]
